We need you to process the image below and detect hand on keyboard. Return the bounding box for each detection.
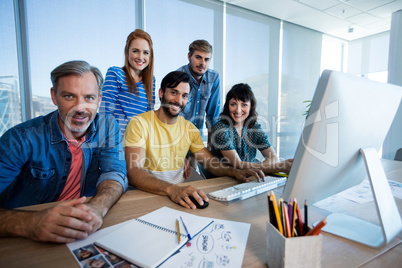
[233,168,265,182]
[209,176,287,202]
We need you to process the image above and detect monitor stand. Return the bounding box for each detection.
[321,147,402,248]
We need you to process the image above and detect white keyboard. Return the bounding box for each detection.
[208,176,287,202]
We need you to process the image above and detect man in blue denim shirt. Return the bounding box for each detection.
[177,40,221,146]
[177,40,221,176]
[0,61,127,243]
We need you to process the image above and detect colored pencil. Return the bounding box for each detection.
[295,199,304,236]
[306,217,327,236]
[270,191,283,235]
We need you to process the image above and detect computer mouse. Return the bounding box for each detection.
[189,196,209,209]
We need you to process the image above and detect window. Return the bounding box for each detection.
[321,35,348,73]
[146,0,221,109]
[25,0,136,117]
[225,5,280,121]
[280,22,322,159]
[367,71,388,82]
[0,0,21,136]
[348,31,390,75]
[225,5,281,158]
[146,0,222,140]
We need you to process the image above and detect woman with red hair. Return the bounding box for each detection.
[100,29,155,136]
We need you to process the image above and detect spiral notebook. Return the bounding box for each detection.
[94,207,214,268]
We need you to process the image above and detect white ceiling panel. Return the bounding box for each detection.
[369,0,402,19]
[220,0,402,40]
[346,0,396,12]
[298,0,339,10]
[348,13,381,26]
[324,3,362,19]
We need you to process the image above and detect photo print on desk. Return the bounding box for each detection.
[72,243,139,268]
[68,207,250,268]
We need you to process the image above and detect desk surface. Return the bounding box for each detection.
[0,159,401,268]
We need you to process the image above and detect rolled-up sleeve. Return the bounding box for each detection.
[95,115,128,192]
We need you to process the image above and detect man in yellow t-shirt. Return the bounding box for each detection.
[124,71,264,209]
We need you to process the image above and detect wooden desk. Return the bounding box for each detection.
[0,160,401,267]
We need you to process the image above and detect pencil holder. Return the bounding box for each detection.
[266,221,322,268]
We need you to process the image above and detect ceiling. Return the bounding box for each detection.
[221,0,402,41]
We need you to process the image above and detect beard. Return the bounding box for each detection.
[190,64,206,77]
[59,110,93,135]
[160,94,184,119]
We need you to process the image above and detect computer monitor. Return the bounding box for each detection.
[282,70,402,248]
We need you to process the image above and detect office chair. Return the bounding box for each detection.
[395,148,402,161]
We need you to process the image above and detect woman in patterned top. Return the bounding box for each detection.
[100,29,155,136]
[211,83,293,175]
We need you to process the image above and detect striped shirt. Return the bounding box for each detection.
[100,66,155,136]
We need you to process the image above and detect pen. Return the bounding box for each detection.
[176,219,180,243]
[180,216,192,240]
[304,200,308,235]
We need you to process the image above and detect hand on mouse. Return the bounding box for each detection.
[166,185,209,210]
[188,196,209,209]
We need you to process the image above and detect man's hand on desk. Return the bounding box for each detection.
[0,196,96,243]
[166,184,209,210]
[73,180,124,236]
[74,201,103,235]
[26,197,96,243]
[233,168,265,183]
